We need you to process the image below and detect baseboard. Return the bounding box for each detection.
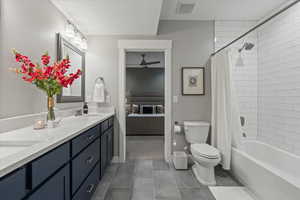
[111,156,120,163]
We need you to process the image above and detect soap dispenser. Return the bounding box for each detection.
[83,102,88,114]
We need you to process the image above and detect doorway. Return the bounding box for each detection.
[118,40,172,162]
[125,52,165,160]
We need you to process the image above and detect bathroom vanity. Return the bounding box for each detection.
[0,113,114,200]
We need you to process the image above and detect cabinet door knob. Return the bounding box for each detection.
[86,156,94,164]
[87,184,95,193]
[87,135,95,141]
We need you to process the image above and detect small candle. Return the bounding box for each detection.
[34,120,46,130]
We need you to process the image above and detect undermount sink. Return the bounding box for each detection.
[0,140,41,159]
[75,113,106,118]
[85,113,105,117]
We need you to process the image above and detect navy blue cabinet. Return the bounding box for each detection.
[27,165,70,200]
[72,163,100,200]
[100,131,108,177]
[107,128,113,165]
[72,125,100,157]
[31,143,70,188]
[0,168,26,200]
[72,138,100,194]
[100,118,114,177]
[0,115,114,200]
[101,120,109,133]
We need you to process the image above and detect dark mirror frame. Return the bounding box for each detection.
[56,33,85,103]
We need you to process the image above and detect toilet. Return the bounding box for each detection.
[184,121,221,186]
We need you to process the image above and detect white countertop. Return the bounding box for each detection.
[127,113,165,117]
[0,112,114,178]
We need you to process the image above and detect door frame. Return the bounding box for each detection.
[118,40,172,162]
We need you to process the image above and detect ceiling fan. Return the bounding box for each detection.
[139,54,160,67]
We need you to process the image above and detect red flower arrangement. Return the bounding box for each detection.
[10,50,82,121]
[10,50,82,96]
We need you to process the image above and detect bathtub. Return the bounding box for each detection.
[231,140,300,200]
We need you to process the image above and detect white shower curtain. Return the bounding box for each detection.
[211,50,242,170]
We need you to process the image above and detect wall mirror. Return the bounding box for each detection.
[56,33,85,103]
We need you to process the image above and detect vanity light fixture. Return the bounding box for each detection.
[73,31,82,46]
[64,20,88,51]
[65,22,75,38]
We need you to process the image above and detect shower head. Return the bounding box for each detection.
[245,42,254,50]
[236,42,254,67]
[238,42,255,52]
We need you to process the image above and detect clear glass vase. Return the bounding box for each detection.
[47,96,55,121]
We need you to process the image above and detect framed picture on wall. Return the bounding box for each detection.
[181,67,205,95]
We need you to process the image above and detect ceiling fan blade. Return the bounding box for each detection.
[139,54,160,66]
[144,61,160,65]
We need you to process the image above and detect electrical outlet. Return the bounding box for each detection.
[173,96,178,103]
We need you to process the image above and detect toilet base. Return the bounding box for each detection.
[192,163,216,186]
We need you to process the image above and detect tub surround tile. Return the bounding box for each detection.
[215,21,258,140]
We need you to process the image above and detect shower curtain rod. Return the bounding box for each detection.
[211,0,300,56]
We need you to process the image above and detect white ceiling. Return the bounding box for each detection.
[51,0,163,35]
[51,0,290,36]
[161,0,289,21]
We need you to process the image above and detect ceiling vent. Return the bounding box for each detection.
[176,0,196,14]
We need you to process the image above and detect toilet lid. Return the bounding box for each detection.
[191,144,220,159]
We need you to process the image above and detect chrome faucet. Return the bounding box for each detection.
[75,109,83,116]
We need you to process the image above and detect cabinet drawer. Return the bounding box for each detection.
[101,120,109,133]
[27,165,70,200]
[0,168,26,200]
[108,117,114,127]
[32,143,70,188]
[72,125,100,157]
[73,163,100,200]
[72,138,100,194]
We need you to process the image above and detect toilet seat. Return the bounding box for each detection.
[191,144,220,159]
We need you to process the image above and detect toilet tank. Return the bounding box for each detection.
[184,121,210,144]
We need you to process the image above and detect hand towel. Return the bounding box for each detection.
[92,80,105,103]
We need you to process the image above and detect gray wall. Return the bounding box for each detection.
[86,20,214,155]
[126,68,165,97]
[0,0,81,119]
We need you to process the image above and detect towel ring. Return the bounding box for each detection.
[95,77,104,84]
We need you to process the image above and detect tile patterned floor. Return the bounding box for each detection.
[91,160,241,200]
[126,136,164,160]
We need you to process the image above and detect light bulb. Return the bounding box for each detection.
[74,32,81,45]
[65,23,75,38]
[81,38,88,50]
